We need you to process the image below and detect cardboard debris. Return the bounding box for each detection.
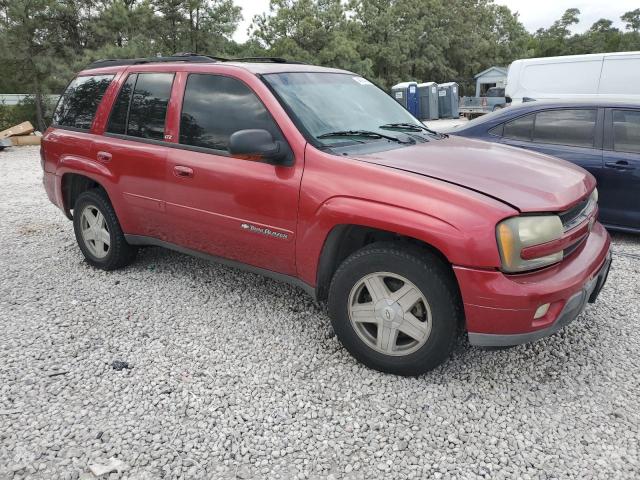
[10,134,41,146]
[0,121,34,139]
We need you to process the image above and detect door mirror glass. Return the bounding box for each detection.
[229,129,291,165]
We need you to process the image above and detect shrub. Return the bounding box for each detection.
[0,96,54,132]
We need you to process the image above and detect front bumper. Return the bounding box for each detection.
[468,250,611,346]
[454,222,611,347]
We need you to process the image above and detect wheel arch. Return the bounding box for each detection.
[60,172,108,219]
[314,224,455,302]
[57,154,118,219]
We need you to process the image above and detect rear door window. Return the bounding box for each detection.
[106,75,136,135]
[503,114,534,141]
[53,75,114,130]
[179,74,283,152]
[533,109,597,148]
[106,73,174,140]
[612,110,640,154]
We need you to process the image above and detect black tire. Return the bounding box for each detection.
[72,188,137,270]
[328,242,461,376]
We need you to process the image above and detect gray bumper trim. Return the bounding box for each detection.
[468,251,612,348]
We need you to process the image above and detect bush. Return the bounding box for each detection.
[0,96,54,132]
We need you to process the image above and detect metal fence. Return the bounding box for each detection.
[0,94,60,106]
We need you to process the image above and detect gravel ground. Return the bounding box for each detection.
[1,146,639,480]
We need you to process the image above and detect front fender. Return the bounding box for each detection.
[296,196,502,286]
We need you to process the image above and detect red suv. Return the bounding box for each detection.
[42,55,612,375]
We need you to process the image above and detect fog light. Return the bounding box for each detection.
[534,303,550,319]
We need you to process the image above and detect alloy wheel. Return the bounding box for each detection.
[348,272,432,356]
[79,205,111,259]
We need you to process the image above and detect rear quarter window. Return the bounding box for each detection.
[53,75,114,130]
[106,73,174,140]
[503,113,534,141]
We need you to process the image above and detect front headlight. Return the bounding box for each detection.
[496,215,564,272]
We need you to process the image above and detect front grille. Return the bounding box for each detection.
[559,195,594,232]
[563,236,587,258]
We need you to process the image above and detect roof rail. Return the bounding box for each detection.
[85,53,303,70]
[173,52,229,61]
[229,57,305,64]
[85,54,220,70]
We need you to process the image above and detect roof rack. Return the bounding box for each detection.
[229,57,305,64]
[86,54,220,70]
[85,53,303,70]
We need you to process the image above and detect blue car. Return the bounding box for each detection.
[448,101,640,233]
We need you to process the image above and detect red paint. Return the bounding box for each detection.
[42,61,611,338]
[454,223,610,334]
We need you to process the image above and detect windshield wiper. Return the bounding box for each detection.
[379,122,448,138]
[317,130,414,144]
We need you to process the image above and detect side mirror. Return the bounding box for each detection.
[228,129,292,166]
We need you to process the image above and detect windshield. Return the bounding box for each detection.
[263,72,428,146]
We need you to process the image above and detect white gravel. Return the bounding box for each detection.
[1,146,639,480]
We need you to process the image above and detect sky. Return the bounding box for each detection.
[232,0,639,43]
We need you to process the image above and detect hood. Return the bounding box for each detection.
[350,136,595,212]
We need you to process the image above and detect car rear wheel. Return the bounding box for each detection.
[328,242,461,376]
[73,189,137,270]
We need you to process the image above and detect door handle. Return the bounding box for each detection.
[605,160,634,171]
[96,151,112,163]
[173,165,194,178]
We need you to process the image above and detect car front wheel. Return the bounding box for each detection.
[328,242,461,376]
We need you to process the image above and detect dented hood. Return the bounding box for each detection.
[351,136,595,212]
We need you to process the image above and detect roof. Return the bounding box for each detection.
[392,81,418,88]
[457,98,640,130]
[474,66,508,79]
[506,99,640,111]
[223,62,350,75]
[82,55,352,76]
[511,51,640,65]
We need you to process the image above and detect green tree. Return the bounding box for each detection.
[621,8,640,32]
[151,0,241,55]
[250,0,367,74]
[578,19,622,53]
[529,8,581,57]
[619,9,640,51]
[348,0,528,91]
[0,0,77,129]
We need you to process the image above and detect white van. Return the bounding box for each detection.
[505,51,640,104]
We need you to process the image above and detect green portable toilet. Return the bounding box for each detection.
[418,82,439,120]
[437,82,459,119]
